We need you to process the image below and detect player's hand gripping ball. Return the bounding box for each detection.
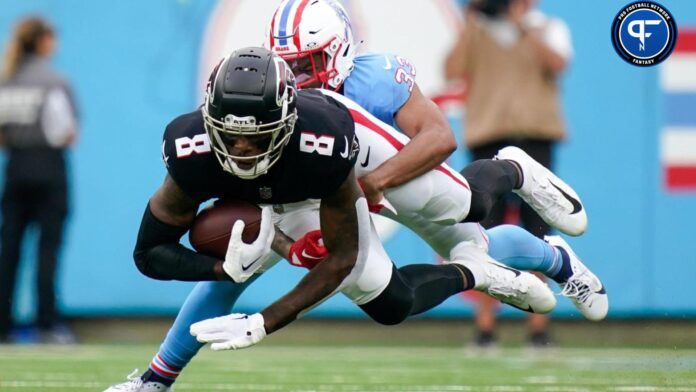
[190,199,274,282]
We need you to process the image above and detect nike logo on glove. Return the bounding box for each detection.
[549,181,583,214]
[301,250,323,260]
[241,256,263,272]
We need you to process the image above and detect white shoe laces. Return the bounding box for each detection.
[110,369,143,391]
[561,274,594,303]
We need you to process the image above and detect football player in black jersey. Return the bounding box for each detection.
[123,47,555,360]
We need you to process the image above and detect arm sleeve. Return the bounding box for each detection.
[41,87,77,148]
[133,203,222,281]
[543,18,574,61]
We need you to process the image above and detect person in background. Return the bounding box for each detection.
[445,0,573,348]
[0,16,78,344]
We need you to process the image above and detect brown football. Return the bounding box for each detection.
[189,199,261,259]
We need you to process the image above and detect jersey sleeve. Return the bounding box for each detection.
[386,54,416,112]
[161,111,217,202]
[347,53,416,127]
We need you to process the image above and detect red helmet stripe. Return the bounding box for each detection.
[292,0,311,50]
[269,7,279,48]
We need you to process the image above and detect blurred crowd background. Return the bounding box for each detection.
[0,0,695,342]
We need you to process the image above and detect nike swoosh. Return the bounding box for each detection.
[507,303,534,313]
[241,256,263,271]
[340,136,349,158]
[597,284,606,294]
[549,181,583,214]
[360,146,370,168]
[301,250,323,260]
[496,264,521,276]
[383,56,392,70]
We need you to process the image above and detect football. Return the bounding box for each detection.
[189,199,262,259]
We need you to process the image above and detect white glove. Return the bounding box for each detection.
[222,206,274,283]
[190,313,266,350]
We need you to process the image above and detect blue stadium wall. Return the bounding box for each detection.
[1,0,695,320]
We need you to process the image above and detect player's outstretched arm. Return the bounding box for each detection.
[191,171,365,350]
[261,170,364,333]
[133,174,229,281]
[360,84,456,205]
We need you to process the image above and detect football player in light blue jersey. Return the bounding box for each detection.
[103,1,606,390]
[268,0,599,297]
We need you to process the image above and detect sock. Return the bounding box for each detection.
[451,258,490,290]
[549,246,574,283]
[144,356,180,386]
[487,225,559,277]
[504,159,524,189]
[449,264,476,291]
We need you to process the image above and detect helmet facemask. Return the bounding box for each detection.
[203,109,296,179]
[281,39,343,90]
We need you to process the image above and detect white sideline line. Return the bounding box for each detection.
[2,381,696,391]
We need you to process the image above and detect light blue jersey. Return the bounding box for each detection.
[343,53,416,129]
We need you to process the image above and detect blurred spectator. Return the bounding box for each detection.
[445,0,572,348]
[0,16,78,344]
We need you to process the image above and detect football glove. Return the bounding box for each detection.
[287,230,327,269]
[222,206,274,283]
[190,313,266,350]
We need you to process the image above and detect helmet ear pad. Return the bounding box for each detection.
[202,47,297,179]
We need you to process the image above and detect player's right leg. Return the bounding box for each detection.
[487,225,608,320]
[103,279,257,391]
[104,201,321,391]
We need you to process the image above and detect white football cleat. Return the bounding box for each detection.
[546,235,608,321]
[495,146,587,236]
[103,370,172,392]
[451,258,556,314]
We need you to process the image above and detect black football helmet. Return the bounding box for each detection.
[203,47,297,179]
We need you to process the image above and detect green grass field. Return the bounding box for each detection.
[1,344,696,391]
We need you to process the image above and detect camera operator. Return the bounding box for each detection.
[445,0,573,348]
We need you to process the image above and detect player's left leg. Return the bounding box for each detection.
[494,146,587,236]
[340,217,556,325]
[346,94,583,235]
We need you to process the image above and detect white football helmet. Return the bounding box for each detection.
[265,0,357,90]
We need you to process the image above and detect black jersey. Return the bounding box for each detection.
[162,89,359,204]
